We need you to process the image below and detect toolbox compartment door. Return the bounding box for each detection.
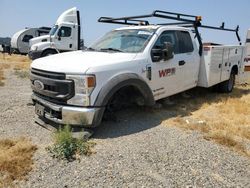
[220,48,230,82]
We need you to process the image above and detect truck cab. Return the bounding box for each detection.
[28,7,81,60]
[30,10,244,128]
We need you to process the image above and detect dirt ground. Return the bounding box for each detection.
[0,55,250,187]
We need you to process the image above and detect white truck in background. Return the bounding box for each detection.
[244,29,250,71]
[10,27,51,54]
[28,7,82,60]
[30,10,245,128]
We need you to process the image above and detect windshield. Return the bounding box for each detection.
[90,29,155,53]
[49,25,58,36]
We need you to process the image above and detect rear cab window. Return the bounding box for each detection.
[152,30,194,54]
[176,31,194,53]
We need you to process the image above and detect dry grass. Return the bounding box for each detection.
[0,138,37,187]
[164,81,250,158]
[0,53,30,64]
[0,62,11,86]
[0,53,31,85]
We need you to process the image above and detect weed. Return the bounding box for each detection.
[47,125,94,161]
[14,70,30,78]
[0,70,4,86]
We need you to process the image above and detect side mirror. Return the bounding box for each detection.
[162,42,174,61]
[57,30,62,40]
[151,48,163,62]
[151,42,174,62]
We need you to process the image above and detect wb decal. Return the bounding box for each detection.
[159,68,176,78]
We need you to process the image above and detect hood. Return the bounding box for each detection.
[29,35,50,47]
[31,50,137,74]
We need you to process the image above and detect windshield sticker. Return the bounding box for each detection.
[138,31,152,35]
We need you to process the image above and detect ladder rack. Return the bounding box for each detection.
[98,10,241,56]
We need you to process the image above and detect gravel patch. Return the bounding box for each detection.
[0,68,249,187]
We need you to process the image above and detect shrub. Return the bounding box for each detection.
[47,125,94,161]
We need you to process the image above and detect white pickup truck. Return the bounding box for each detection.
[30,10,245,127]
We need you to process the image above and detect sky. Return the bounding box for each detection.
[0,0,250,46]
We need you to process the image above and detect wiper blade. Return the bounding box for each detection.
[100,48,123,52]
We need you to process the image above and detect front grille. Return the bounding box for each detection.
[30,68,74,104]
[34,92,67,105]
[31,68,65,80]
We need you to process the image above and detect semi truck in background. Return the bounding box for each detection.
[30,10,245,128]
[28,7,82,60]
[10,27,51,54]
[244,29,250,71]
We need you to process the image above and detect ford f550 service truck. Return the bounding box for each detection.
[28,7,82,60]
[30,10,245,127]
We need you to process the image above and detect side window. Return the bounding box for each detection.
[58,27,71,37]
[176,31,194,53]
[22,35,33,42]
[153,30,178,53]
[38,31,49,36]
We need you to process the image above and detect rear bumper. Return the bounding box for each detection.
[28,50,43,60]
[32,94,103,127]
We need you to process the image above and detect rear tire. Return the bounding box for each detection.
[42,49,57,57]
[218,71,236,93]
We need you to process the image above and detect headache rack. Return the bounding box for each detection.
[98,10,241,56]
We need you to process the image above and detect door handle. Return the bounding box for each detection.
[179,60,186,66]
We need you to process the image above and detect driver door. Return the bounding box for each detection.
[149,30,182,100]
[55,25,74,51]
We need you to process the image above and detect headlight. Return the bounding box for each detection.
[66,75,96,106]
[31,45,38,51]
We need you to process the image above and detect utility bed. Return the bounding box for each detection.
[198,45,245,87]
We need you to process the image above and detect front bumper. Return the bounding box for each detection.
[28,50,43,60]
[32,94,102,127]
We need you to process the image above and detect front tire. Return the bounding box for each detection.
[218,71,236,93]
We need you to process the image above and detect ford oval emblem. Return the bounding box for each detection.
[34,80,44,91]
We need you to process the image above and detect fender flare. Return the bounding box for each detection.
[92,73,155,126]
[41,48,59,57]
